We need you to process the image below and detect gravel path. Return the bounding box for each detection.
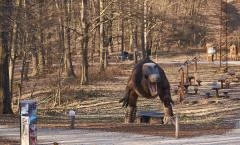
[1,119,240,145]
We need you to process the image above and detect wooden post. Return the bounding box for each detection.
[175,114,179,138]
[179,66,184,86]
[186,64,189,84]
[16,83,21,112]
[184,60,189,84]
[69,110,76,129]
[178,66,186,102]
[192,57,198,73]
[192,57,198,85]
[70,116,75,129]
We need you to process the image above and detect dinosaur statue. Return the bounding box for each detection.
[119,57,174,124]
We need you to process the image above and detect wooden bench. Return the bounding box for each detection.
[187,76,195,86]
[225,80,231,88]
[205,92,211,98]
[172,86,179,95]
[188,85,198,94]
[228,70,236,77]
[222,91,229,98]
[218,78,226,89]
[235,74,240,82]
[183,83,190,90]
[193,86,198,94]
[137,111,164,124]
[196,79,202,86]
[212,86,221,98]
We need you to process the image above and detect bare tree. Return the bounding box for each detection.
[9,0,21,98]
[80,0,90,84]
[99,0,106,71]
[63,0,75,77]
[38,0,46,74]
[0,0,14,114]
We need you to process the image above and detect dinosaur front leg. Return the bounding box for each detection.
[125,92,138,123]
[125,106,137,123]
[159,95,174,124]
[119,86,131,107]
[163,103,174,124]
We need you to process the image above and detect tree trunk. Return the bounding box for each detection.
[99,0,106,71]
[0,0,14,114]
[38,33,45,74]
[91,30,97,65]
[31,49,38,76]
[121,19,125,56]
[64,0,75,77]
[120,3,125,60]
[9,19,17,98]
[144,0,148,57]
[134,22,139,62]
[0,34,3,114]
[80,0,90,85]
[38,0,45,74]
[141,0,147,58]
[2,32,12,113]
[108,5,114,54]
[9,0,22,100]
[128,0,134,52]
[20,0,29,80]
[129,0,138,63]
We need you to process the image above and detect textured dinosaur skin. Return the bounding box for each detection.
[120,58,174,124]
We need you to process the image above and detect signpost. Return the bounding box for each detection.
[20,100,37,145]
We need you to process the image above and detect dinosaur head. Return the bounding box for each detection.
[142,63,161,97]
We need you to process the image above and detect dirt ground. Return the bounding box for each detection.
[0,113,238,144]
[1,54,240,144]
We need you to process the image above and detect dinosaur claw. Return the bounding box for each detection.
[119,95,129,108]
[122,99,129,108]
[163,116,175,125]
[119,98,124,103]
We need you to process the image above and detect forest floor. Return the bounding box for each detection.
[1,53,240,144]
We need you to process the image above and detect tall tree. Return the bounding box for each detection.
[9,0,21,98]
[120,1,125,60]
[0,37,3,113]
[80,0,90,84]
[29,0,39,76]
[38,0,46,74]
[99,0,106,71]
[141,0,148,58]
[99,0,113,71]
[63,0,75,77]
[0,0,13,114]
[129,0,138,63]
